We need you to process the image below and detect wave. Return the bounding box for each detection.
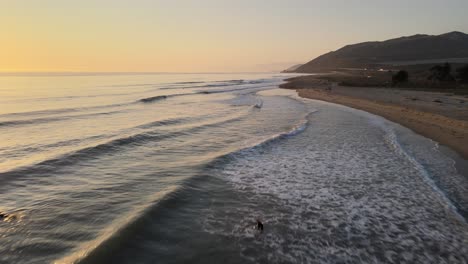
[104,83,160,88]
[106,81,206,88]
[138,95,168,103]
[52,114,312,264]
[138,80,276,103]
[0,114,220,164]
[212,79,266,85]
[159,79,269,90]
[0,102,129,120]
[137,85,270,104]
[0,108,82,119]
[1,84,261,120]
[239,116,309,150]
[173,81,205,85]
[215,79,244,83]
[0,134,109,159]
[137,93,194,103]
[0,78,273,119]
[0,131,170,182]
[0,112,250,183]
[384,127,467,222]
[203,80,267,89]
[204,83,243,88]
[202,114,312,173]
[0,110,123,128]
[135,111,234,130]
[197,84,273,95]
[366,114,467,222]
[135,116,193,129]
[54,185,182,264]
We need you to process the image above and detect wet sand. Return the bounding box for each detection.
[281,77,468,160]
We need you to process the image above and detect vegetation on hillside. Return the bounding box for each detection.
[428,63,455,82]
[457,65,468,83]
[392,70,409,85]
[287,63,468,94]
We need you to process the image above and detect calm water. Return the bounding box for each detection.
[0,73,467,264]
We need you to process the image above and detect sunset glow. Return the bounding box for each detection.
[2,0,468,72]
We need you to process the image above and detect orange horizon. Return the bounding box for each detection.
[2,1,467,73]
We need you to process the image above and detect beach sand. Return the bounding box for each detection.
[281,76,468,160]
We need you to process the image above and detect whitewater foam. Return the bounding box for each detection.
[200,102,468,263]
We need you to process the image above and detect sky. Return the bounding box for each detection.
[1,0,468,72]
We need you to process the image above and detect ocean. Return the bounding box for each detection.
[0,73,467,263]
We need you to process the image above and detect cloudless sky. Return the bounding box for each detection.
[1,0,467,72]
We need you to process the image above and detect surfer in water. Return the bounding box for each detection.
[0,212,17,222]
[256,220,264,232]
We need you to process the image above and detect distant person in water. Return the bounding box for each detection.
[256,220,264,232]
[0,212,15,221]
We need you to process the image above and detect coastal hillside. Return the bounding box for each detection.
[282,64,303,73]
[295,31,468,73]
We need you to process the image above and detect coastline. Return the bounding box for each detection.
[280,76,468,161]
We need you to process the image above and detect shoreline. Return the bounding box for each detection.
[280,77,468,161]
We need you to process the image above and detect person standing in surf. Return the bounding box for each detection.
[256,219,264,232]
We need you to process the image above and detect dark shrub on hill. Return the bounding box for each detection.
[429,63,455,82]
[457,65,468,83]
[392,70,409,85]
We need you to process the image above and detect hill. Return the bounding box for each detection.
[294,31,468,73]
[281,64,303,73]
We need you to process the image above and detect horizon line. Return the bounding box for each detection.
[0,71,288,77]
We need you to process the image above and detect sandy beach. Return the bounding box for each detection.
[281,76,468,160]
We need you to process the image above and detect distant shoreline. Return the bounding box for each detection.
[0,72,278,77]
[281,75,468,160]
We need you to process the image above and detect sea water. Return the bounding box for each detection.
[0,73,467,263]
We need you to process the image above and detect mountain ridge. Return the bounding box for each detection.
[294,31,468,73]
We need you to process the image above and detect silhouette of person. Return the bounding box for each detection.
[256,220,264,232]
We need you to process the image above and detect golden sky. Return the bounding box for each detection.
[2,1,467,72]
